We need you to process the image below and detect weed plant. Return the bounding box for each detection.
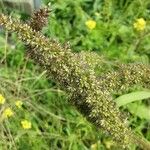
[0,0,150,149]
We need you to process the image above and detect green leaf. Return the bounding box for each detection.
[115,91,150,107]
[127,103,150,120]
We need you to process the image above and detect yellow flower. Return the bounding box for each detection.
[0,94,5,104]
[133,18,146,31]
[3,108,14,118]
[15,100,23,108]
[85,19,96,30]
[21,120,31,129]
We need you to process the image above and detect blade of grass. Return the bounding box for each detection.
[115,91,150,107]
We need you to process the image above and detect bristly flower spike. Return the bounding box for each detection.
[0,13,150,150]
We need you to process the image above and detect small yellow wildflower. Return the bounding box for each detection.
[133,18,146,31]
[0,94,5,104]
[21,120,31,129]
[15,100,23,108]
[3,108,14,118]
[85,19,96,30]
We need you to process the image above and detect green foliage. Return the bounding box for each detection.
[116,91,150,107]
[0,0,150,149]
[115,91,150,120]
[44,0,150,62]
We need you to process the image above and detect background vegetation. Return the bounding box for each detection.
[0,0,150,149]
